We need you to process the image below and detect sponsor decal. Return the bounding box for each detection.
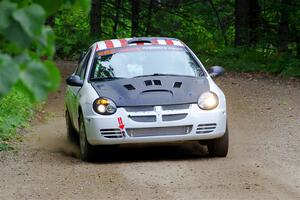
[97,45,183,56]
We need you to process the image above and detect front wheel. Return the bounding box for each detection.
[79,113,95,162]
[207,126,229,157]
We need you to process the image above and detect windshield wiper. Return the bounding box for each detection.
[90,77,125,81]
[133,73,195,78]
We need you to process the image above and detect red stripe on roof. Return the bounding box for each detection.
[95,44,100,51]
[165,39,174,45]
[119,39,127,47]
[105,40,114,49]
[136,42,144,46]
[152,39,159,44]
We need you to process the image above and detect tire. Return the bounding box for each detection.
[78,113,95,162]
[207,125,229,157]
[65,109,78,143]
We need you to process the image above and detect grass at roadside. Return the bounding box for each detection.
[200,47,300,77]
[0,86,35,151]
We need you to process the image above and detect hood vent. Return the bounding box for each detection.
[145,80,152,86]
[144,80,162,86]
[91,76,210,107]
[153,80,161,85]
[173,82,182,88]
[124,84,135,90]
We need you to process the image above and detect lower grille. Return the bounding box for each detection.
[196,123,217,134]
[126,125,192,137]
[100,129,123,138]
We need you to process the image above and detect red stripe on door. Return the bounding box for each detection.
[119,39,127,47]
[105,40,114,49]
[165,39,174,45]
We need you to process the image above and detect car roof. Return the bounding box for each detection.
[93,37,185,52]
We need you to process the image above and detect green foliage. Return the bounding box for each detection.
[0,143,14,151]
[54,8,91,58]
[0,54,19,96]
[202,47,300,77]
[0,0,54,101]
[0,0,90,150]
[52,0,300,78]
[0,86,34,145]
[0,0,90,101]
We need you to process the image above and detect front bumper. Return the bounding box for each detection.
[84,104,227,145]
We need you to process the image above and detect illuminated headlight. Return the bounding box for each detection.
[198,91,219,110]
[93,98,117,115]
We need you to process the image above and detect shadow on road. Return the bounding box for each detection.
[57,141,210,163]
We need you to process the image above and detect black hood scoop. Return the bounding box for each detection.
[91,76,209,107]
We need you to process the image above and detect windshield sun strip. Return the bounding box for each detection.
[96,45,185,56]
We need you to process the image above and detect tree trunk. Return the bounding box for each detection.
[113,0,122,37]
[235,0,260,46]
[278,0,290,53]
[248,0,261,45]
[90,0,102,37]
[145,0,154,36]
[235,0,250,46]
[131,0,140,37]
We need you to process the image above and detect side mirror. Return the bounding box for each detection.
[78,51,86,64]
[66,75,83,87]
[208,66,225,78]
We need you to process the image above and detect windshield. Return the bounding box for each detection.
[90,46,204,80]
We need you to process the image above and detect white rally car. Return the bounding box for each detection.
[65,37,228,161]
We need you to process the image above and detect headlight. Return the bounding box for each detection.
[93,98,117,115]
[198,91,219,110]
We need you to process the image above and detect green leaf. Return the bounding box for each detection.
[37,26,55,57]
[3,22,32,48]
[1,42,23,55]
[0,0,17,31]
[44,60,61,91]
[12,4,46,38]
[19,61,49,101]
[19,60,60,101]
[0,0,31,48]
[0,54,20,98]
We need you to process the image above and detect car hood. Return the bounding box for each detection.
[91,76,210,107]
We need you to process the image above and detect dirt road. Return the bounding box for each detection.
[0,61,299,200]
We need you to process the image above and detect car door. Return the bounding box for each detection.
[66,48,92,130]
